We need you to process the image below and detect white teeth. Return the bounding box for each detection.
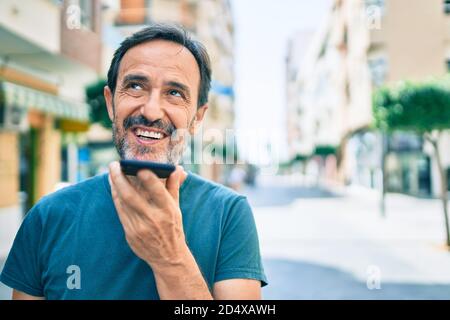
[135,128,163,139]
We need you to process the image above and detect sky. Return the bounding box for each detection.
[230,0,331,163]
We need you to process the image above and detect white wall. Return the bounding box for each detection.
[0,0,61,53]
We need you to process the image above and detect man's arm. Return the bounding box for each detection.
[109,163,215,299]
[12,279,261,300]
[12,281,261,300]
[109,163,263,300]
[151,244,213,300]
[152,246,262,300]
[12,289,45,300]
[213,279,261,300]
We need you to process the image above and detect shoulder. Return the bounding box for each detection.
[183,171,248,205]
[38,173,107,207]
[27,174,108,224]
[182,172,253,222]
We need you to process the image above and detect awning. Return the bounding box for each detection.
[0,81,90,122]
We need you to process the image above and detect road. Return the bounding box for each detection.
[0,259,10,299]
[243,176,450,299]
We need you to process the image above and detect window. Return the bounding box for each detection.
[368,56,388,87]
[447,167,450,191]
[365,0,386,15]
[445,0,450,14]
[447,59,450,71]
[66,0,94,30]
[79,0,93,30]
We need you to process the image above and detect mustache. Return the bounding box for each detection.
[123,115,176,135]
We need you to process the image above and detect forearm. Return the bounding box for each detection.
[151,246,213,300]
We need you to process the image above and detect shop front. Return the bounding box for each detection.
[0,81,90,214]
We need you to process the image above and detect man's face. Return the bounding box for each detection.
[104,40,207,164]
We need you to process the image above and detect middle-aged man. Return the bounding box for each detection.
[0,24,267,300]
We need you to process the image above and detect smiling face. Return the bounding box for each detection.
[104,39,208,164]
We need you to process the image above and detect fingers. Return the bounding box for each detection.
[166,166,184,203]
[136,169,167,204]
[110,160,182,210]
[109,161,149,217]
[110,176,136,232]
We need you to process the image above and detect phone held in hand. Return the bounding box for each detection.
[120,159,176,179]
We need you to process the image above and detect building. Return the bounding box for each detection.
[0,0,103,256]
[287,0,450,196]
[286,30,316,160]
[103,0,235,182]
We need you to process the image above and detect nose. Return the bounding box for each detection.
[140,90,165,122]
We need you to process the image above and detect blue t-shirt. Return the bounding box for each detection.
[0,172,267,299]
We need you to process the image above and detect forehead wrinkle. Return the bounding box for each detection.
[117,40,200,101]
[120,52,196,81]
[121,41,197,71]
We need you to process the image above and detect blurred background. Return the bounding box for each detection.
[1,0,450,299]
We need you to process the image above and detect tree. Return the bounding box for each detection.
[85,79,111,128]
[373,77,450,247]
[290,153,311,175]
[313,145,337,157]
[335,125,370,186]
[313,145,338,185]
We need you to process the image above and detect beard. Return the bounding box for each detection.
[112,114,191,165]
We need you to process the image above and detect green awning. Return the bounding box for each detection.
[0,81,90,122]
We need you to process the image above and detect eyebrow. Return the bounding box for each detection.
[121,74,191,98]
[165,81,191,98]
[122,74,150,84]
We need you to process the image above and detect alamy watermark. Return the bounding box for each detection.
[364,5,383,30]
[66,4,82,30]
[66,265,81,290]
[172,127,282,176]
[366,265,382,290]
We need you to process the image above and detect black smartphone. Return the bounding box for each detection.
[120,159,176,178]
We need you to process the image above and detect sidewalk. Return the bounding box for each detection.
[0,205,22,258]
[246,180,450,299]
[0,206,21,300]
[0,258,11,300]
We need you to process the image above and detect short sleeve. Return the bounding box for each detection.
[0,206,44,297]
[215,196,268,287]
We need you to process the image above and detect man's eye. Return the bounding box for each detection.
[169,89,182,97]
[129,83,142,90]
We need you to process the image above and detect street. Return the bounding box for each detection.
[1,177,450,300]
[0,259,9,300]
[245,175,450,299]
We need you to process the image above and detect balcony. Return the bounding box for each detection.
[60,0,102,72]
[445,0,450,14]
[0,0,102,78]
[0,0,61,54]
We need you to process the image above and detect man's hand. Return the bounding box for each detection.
[108,161,188,270]
[108,162,261,300]
[109,161,213,299]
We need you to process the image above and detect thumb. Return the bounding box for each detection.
[166,165,185,202]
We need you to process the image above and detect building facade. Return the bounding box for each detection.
[286,0,450,196]
[286,30,316,160]
[0,0,102,256]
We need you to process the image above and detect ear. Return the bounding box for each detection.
[104,86,115,122]
[189,104,208,135]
